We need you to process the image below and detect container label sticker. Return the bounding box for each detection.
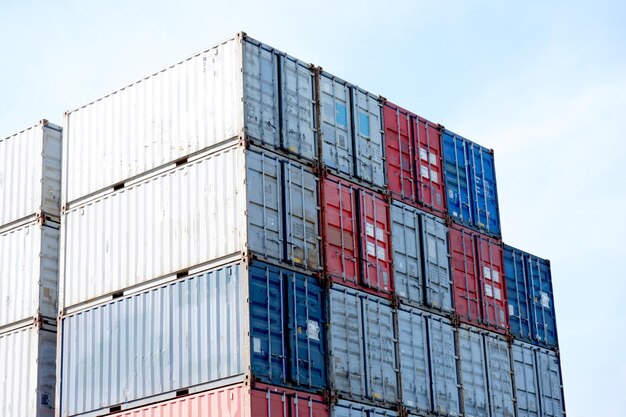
[492,270,500,282]
[483,266,491,279]
[253,337,262,354]
[375,227,385,241]
[494,287,502,300]
[509,304,515,316]
[429,153,438,166]
[419,148,428,161]
[366,241,376,257]
[366,223,375,238]
[430,170,438,183]
[484,284,493,298]
[307,320,320,341]
[377,245,386,261]
[420,165,430,179]
[540,292,551,308]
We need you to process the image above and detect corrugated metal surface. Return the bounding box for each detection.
[535,347,566,417]
[397,307,430,412]
[251,384,329,417]
[328,286,398,404]
[249,261,326,390]
[428,315,461,416]
[450,225,480,327]
[443,130,501,236]
[504,245,534,342]
[526,251,558,349]
[0,121,62,226]
[458,327,489,417]
[243,38,317,161]
[333,399,398,417]
[58,263,246,416]
[319,72,353,177]
[414,114,445,213]
[359,186,392,294]
[475,235,508,332]
[352,88,384,187]
[484,333,515,417]
[0,324,56,417]
[383,103,415,202]
[63,36,243,204]
[391,201,452,311]
[0,221,59,328]
[247,147,320,270]
[61,145,245,309]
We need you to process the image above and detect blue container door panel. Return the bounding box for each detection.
[504,246,533,342]
[443,131,472,225]
[528,257,558,348]
[468,144,500,235]
[288,271,327,389]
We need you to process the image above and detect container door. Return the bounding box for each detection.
[279,55,317,161]
[319,73,353,176]
[359,190,392,294]
[288,271,327,389]
[333,400,399,417]
[390,202,423,305]
[243,41,280,149]
[321,175,358,285]
[450,226,480,325]
[535,349,565,417]
[528,256,558,348]
[484,334,515,417]
[283,161,320,270]
[475,236,508,331]
[415,118,445,214]
[468,143,500,235]
[428,317,461,417]
[443,131,472,225]
[504,246,533,342]
[458,328,489,417]
[328,287,366,398]
[247,149,283,262]
[422,213,453,312]
[398,308,430,412]
[384,104,416,202]
[511,342,541,417]
[353,88,385,187]
[362,296,398,403]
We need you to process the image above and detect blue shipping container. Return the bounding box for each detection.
[249,261,327,390]
[504,245,558,349]
[443,130,501,236]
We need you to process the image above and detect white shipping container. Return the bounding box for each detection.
[0,323,56,417]
[0,220,59,329]
[0,120,62,227]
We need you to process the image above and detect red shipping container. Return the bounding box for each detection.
[321,174,392,297]
[110,383,329,417]
[383,101,446,216]
[450,224,509,334]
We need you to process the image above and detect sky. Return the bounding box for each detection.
[1,1,625,416]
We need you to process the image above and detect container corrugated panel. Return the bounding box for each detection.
[504,245,534,342]
[484,333,515,417]
[64,36,243,205]
[247,147,320,270]
[475,235,508,332]
[251,383,329,417]
[333,399,399,417]
[528,255,558,349]
[352,87,384,187]
[58,263,246,417]
[249,261,326,390]
[383,103,415,202]
[319,72,353,177]
[535,348,565,417]
[0,324,56,417]
[328,285,398,405]
[442,130,501,236]
[243,38,317,161]
[0,121,62,226]
[457,327,489,417]
[391,201,452,312]
[449,224,481,327]
[414,114,445,214]
[61,145,245,310]
[428,315,461,416]
[0,221,59,329]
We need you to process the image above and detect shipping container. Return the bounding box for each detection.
[321,174,392,298]
[61,143,320,311]
[397,306,460,416]
[484,333,515,417]
[333,399,398,417]
[0,323,56,417]
[391,201,452,312]
[63,33,318,206]
[327,285,398,405]
[108,382,329,417]
[318,71,385,187]
[0,220,59,329]
[0,120,61,227]
[511,341,566,417]
[504,245,558,349]
[383,102,445,216]
[442,129,501,236]
[449,224,508,334]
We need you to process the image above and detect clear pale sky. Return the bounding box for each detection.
[1,1,625,416]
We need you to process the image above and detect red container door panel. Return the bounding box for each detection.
[475,235,508,331]
[322,175,359,285]
[414,117,446,215]
[359,189,392,294]
[251,384,329,417]
[450,225,480,324]
[384,103,416,202]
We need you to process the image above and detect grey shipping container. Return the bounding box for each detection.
[332,399,398,417]
[61,142,320,311]
[511,341,566,417]
[391,201,452,312]
[0,323,56,417]
[0,120,62,227]
[327,285,398,405]
[0,220,59,329]
[397,306,460,416]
